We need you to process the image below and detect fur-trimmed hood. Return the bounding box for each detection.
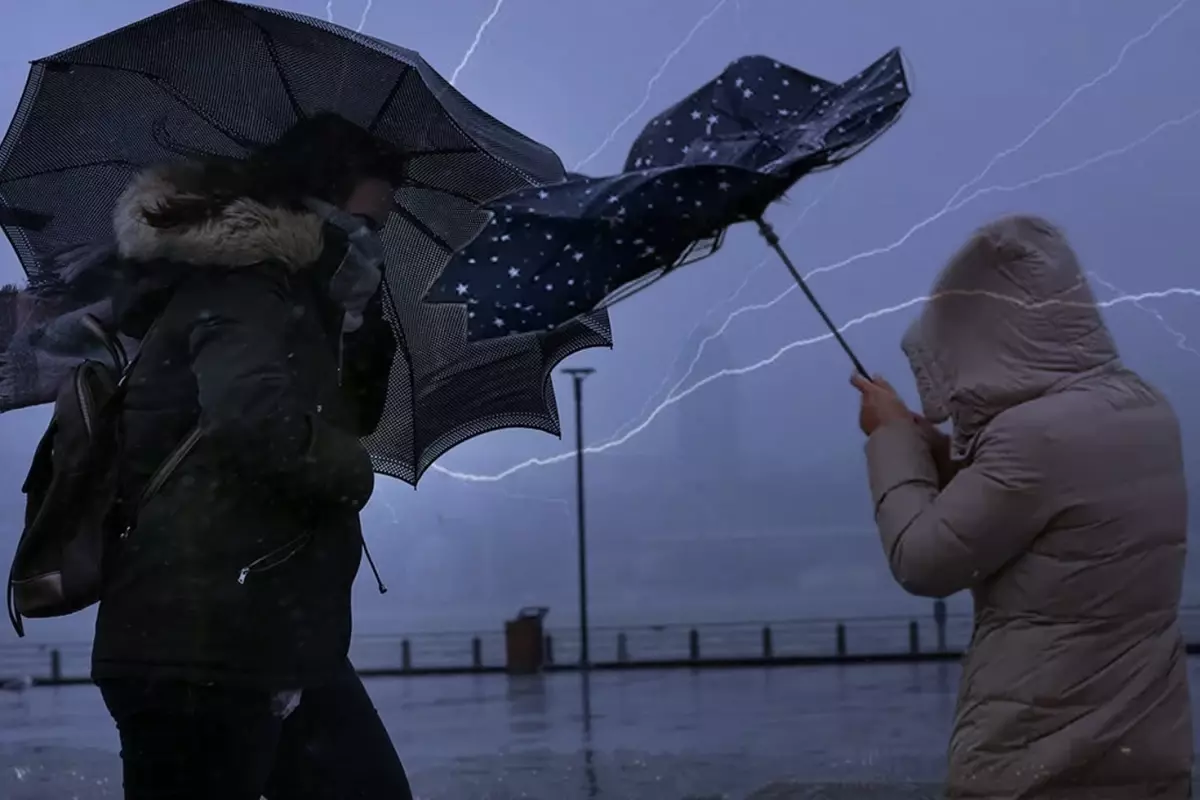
[113,165,326,270]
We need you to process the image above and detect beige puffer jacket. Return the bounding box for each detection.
[864,215,1192,799]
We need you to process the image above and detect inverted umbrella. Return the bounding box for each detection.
[427,49,910,375]
[0,0,611,483]
[426,166,776,338]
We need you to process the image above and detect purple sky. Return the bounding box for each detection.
[1,0,1199,640]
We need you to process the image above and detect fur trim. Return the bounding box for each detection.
[113,166,325,271]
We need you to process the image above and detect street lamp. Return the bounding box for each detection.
[561,366,595,669]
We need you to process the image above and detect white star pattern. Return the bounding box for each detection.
[428,50,909,340]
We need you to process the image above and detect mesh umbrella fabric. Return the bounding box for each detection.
[426,48,909,340]
[0,0,611,484]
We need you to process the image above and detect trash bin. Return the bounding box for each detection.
[505,606,548,675]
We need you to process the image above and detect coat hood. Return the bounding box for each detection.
[902,214,1119,456]
[112,165,326,271]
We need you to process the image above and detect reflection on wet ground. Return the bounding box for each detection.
[0,660,1197,798]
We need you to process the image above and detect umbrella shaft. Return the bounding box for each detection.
[755,218,869,378]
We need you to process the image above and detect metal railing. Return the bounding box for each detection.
[6,606,1200,684]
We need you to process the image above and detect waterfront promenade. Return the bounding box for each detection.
[7,606,1200,684]
[3,659,1200,799]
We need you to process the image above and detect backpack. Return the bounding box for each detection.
[7,314,158,636]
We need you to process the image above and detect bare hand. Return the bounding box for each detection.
[850,373,913,437]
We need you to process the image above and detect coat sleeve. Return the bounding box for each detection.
[179,270,375,511]
[864,416,1052,598]
[338,289,397,438]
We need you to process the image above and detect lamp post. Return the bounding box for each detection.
[933,599,947,653]
[561,367,595,669]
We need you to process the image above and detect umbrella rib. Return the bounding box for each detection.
[228,5,305,119]
[38,60,261,153]
[399,177,479,206]
[374,278,419,472]
[407,147,484,158]
[0,158,136,187]
[368,66,411,134]
[390,205,453,253]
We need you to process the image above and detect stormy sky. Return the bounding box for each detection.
[2,0,1199,642]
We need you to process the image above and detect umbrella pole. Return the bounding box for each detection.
[755,217,870,378]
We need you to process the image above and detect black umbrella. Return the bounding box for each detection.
[0,0,611,484]
[426,49,910,375]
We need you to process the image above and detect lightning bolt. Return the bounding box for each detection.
[603,105,1200,444]
[606,173,841,440]
[595,1,1191,441]
[713,175,842,336]
[944,0,1191,210]
[572,0,730,172]
[355,0,373,33]
[449,0,507,87]
[683,0,1193,341]
[432,286,1200,483]
[325,0,335,23]
[1091,272,1200,358]
[428,2,1195,484]
[429,104,1200,483]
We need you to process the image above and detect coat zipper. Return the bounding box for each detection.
[121,426,202,539]
[237,533,314,585]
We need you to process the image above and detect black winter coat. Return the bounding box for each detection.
[92,166,391,689]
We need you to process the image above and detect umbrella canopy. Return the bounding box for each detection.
[426,48,910,346]
[426,166,775,338]
[626,49,908,174]
[0,0,611,484]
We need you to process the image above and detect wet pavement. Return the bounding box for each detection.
[0,660,1196,799]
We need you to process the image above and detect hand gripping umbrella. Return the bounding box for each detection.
[0,0,611,483]
[426,48,911,376]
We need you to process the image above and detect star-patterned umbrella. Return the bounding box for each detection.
[426,48,910,373]
[430,166,774,337]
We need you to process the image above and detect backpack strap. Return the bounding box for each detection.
[78,309,171,394]
[7,571,24,637]
[120,310,172,385]
[79,314,128,374]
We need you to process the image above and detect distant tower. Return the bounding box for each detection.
[672,321,741,468]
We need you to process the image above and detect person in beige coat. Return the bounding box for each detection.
[851,214,1193,799]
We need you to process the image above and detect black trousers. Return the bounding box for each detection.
[97,660,413,799]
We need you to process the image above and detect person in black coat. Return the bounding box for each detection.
[92,115,410,799]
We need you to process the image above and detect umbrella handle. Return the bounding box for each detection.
[755,218,870,379]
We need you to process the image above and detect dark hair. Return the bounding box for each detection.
[143,114,404,229]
